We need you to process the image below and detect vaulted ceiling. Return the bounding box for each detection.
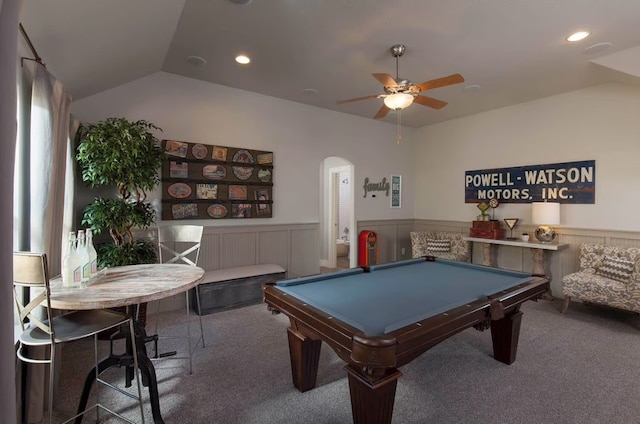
[19,0,640,127]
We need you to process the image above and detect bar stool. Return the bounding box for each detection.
[13,252,145,423]
[152,225,206,374]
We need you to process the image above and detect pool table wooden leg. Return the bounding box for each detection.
[345,365,402,424]
[490,309,523,365]
[287,327,322,392]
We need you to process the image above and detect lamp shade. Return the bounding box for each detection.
[531,202,560,225]
[383,93,414,110]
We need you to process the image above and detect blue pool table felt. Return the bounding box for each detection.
[276,259,532,336]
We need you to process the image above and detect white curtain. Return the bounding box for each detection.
[1,1,21,423]
[15,62,75,269]
[13,58,77,423]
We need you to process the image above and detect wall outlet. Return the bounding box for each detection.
[401,248,406,255]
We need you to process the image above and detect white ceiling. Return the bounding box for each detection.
[19,0,640,128]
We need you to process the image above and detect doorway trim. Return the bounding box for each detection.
[320,157,354,270]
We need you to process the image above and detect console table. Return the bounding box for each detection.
[463,237,568,280]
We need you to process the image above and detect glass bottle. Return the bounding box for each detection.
[86,228,98,276]
[62,231,76,288]
[77,230,91,283]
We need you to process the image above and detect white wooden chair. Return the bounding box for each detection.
[13,252,144,423]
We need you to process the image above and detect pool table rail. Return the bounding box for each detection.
[391,275,549,367]
[265,281,389,367]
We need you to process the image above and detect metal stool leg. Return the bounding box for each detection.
[195,287,206,348]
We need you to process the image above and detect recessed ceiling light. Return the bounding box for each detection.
[235,55,251,65]
[229,0,252,5]
[566,31,591,42]
[303,88,318,95]
[463,84,481,92]
[186,56,207,67]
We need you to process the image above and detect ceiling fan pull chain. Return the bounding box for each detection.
[397,110,402,144]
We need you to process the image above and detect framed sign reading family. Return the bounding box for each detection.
[465,160,595,204]
[161,140,274,220]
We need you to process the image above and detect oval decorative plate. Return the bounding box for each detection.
[257,168,271,183]
[192,143,208,159]
[232,149,255,164]
[206,204,228,219]
[233,165,254,180]
[202,164,227,180]
[167,182,192,199]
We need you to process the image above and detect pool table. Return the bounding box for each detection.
[263,257,549,424]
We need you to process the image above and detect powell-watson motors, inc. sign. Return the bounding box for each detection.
[465,160,595,204]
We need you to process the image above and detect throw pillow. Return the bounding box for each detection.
[426,239,451,252]
[595,256,635,283]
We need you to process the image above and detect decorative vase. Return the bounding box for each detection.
[535,226,556,243]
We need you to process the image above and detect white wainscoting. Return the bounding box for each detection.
[356,219,415,263]
[415,220,640,298]
[140,223,319,277]
[140,220,640,311]
[136,223,319,313]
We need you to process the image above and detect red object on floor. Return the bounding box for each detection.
[358,230,378,267]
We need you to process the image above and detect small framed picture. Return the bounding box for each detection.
[255,190,271,216]
[232,203,252,218]
[256,152,273,164]
[196,183,218,199]
[228,185,247,200]
[171,203,198,219]
[165,140,188,158]
[212,146,228,161]
[391,175,401,208]
[170,161,189,178]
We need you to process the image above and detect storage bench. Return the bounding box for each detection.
[191,264,286,315]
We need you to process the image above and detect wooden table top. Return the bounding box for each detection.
[50,264,204,310]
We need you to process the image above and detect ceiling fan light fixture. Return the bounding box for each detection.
[384,93,414,110]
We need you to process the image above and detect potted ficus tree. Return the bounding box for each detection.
[76,117,164,267]
[76,117,165,330]
[76,118,164,332]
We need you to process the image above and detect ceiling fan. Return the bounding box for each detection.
[337,44,465,120]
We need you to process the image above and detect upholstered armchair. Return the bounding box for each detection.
[561,242,640,314]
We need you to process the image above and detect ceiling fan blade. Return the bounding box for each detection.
[337,94,380,104]
[372,73,397,87]
[414,95,448,110]
[373,104,390,119]
[417,74,465,92]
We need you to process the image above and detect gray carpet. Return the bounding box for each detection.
[53,299,640,424]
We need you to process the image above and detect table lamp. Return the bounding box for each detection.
[531,201,560,243]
